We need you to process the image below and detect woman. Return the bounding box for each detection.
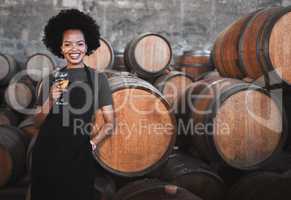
[31,9,115,200]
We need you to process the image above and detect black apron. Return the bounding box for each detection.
[31,66,98,200]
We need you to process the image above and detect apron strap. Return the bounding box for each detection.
[84,65,98,114]
[84,65,94,91]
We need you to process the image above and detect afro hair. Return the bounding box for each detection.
[42,9,100,58]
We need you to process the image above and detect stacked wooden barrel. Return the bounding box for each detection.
[113,179,202,200]
[0,108,20,126]
[227,171,291,200]
[0,54,19,86]
[4,77,36,114]
[172,5,291,199]
[0,126,27,187]
[0,53,55,116]
[124,33,172,80]
[212,6,291,86]
[18,116,38,141]
[112,51,128,72]
[92,72,177,177]
[154,71,193,111]
[25,53,56,82]
[183,77,286,170]
[174,50,214,81]
[84,37,114,71]
[157,151,225,200]
[0,52,54,195]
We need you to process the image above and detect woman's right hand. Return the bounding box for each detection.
[49,82,65,101]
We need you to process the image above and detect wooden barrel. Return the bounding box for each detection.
[262,151,291,172]
[25,53,55,82]
[214,6,291,86]
[0,185,29,200]
[0,54,18,86]
[239,6,291,84]
[92,73,176,177]
[0,175,29,197]
[174,50,214,80]
[113,51,129,72]
[154,71,193,110]
[196,70,221,81]
[84,38,114,71]
[227,172,277,200]
[254,175,291,200]
[114,179,202,200]
[18,116,38,140]
[184,77,286,170]
[124,33,172,79]
[227,171,291,200]
[159,152,225,200]
[0,108,19,126]
[0,126,26,187]
[94,173,116,200]
[4,77,36,114]
[212,10,260,79]
[0,178,29,200]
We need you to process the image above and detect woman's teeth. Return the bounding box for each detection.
[69,53,80,59]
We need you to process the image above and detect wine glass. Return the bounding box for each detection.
[54,69,69,105]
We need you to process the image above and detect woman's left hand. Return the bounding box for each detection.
[90,105,115,150]
[91,123,114,147]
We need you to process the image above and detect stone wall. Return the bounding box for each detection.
[0,0,290,65]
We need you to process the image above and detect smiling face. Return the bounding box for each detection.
[61,29,87,68]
